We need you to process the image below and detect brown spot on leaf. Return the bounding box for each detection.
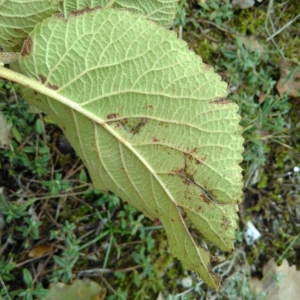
[172,167,184,176]
[130,118,148,135]
[69,6,100,17]
[186,153,202,166]
[38,75,58,90]
[171,159,198,186]
[183,178,191,185]
[190,147,198,154]
[200,154,207,162]
[200,193,210,204]
[186,149,207,165]
[221,215,231,230]
[152,137,159,142]
[184,189,192,201]
[197,205,202,212]
[186,153,193,162]
[48,83,58,90]
[107,113,119,120]
[39,75,46,84]
[210,98,231,104]
[158,121,169,128]
[194,154,207,165]
[170,167,191,185]
[21,37,32,56]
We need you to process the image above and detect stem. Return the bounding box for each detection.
[0,66,82,111]
[0,66,109,131]
[0,52,20,64]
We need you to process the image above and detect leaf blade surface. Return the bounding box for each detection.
[0,0,60,50]
[19,8,243,289]
[60,0,179,27]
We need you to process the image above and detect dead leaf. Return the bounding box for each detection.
[250,258,300,300]
[28,244,53,258]
[276,60,300,98]
[41,279,106,300]
[240,36,266,58]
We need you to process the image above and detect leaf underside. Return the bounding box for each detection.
[18,8,243,289]
[0,0,178,51]
[41,279,106,300]
[60,0,179,27]
[0,0,60,50]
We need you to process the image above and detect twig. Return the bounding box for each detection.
[32,253,53,285]
[265,0,285,59]
[0,235,14,256]
[15,253,51,268]
[193,18,242,36]
[189,30,219,43]
[77,264,143,278]
[0,275,12,300]
[266,13,300,41]
[98,273,118,295]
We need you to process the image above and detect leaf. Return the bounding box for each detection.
[0,0,60,51]
[0,0,178,51]
[18,8,243,289]
[60,0,179,27]
[250,258,300,300]
[240,36,266,58]
[28,243,53,258]
[41,279,106,300]
[276,60,300,98]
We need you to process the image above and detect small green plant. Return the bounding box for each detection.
[198,0,233,26]
[10,268,48,300]
[0,0,244,290]
[215,36,291,175]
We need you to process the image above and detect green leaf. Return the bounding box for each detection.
[59,0,179,27]
[35,118,44,134]
[18,8,243,289]
[11,126,22,142]
[0,0,60,50]
[22,268,33,288]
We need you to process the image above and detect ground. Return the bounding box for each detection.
[0,1,300,299]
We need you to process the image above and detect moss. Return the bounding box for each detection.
[228,9,266,35]
[257,174,268,189]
